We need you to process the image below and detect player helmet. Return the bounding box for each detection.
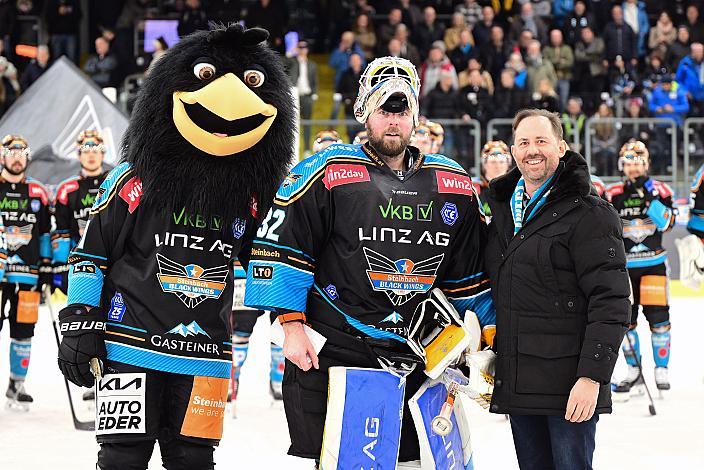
[1,135,30,159]
[618,139,649,172]
[76,130,105,154]
[312,129,342,153]
[481,140,511,163]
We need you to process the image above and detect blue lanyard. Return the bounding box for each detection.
[510,175,554,236]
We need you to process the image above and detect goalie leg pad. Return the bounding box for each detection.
[675,234,704,290]
[409,379,474,470]
[320,367,406,469]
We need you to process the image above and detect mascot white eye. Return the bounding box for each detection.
[244,69,265,88]
[194,63,216,80]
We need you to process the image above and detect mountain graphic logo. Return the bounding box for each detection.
[381,311,404,324]
[166,321,211,339]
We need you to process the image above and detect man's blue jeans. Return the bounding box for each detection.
[509,414,599,470]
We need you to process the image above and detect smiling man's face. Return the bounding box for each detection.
[511,115,566,188]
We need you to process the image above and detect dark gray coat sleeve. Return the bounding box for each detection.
[569,202,631,384]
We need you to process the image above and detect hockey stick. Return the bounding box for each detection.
[44,286,95,431]
[624,330,656,416]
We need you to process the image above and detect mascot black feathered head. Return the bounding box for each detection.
[123,23,295,223]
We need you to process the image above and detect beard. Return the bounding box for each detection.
[4,163,25,176]
[367,127,412,158]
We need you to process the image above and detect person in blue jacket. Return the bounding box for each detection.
[676,43,704,115]
[648,74,690,127]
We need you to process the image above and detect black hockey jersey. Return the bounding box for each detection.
[689,164,704,239]
[607,178,675,269]
[52,172,108,264]
[67,163,256,379]
[245,143,495,345]
[0,177,51,285]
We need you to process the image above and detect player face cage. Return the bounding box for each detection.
[481,140,511,164]
[1,134,30,159]
[77,130,105,153]
[354,56,421,126]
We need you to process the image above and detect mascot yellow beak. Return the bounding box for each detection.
[172,73,277,156]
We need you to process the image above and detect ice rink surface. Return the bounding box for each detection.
[1,297,702,469]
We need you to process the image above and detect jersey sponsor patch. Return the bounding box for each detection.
[30,200,40,213]
[622,218,657,243]
[118,176,143,213]
[325,284,338,300]
[155,254,228,308]
[363,247,444,306]
[96,373,147,435]
[180,376,229,440]
[435,170,475,196]
[323,164,371,190]
[441,202,459,226]
[108,292,126,322]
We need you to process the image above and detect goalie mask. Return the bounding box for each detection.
[354,56,420,126]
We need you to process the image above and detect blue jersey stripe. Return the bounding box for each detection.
[106,342,231,378]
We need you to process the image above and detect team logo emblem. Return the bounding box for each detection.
[165,320,211,338]
[31,200,41,212]
[232,218,246,239]
[5,225,33,251]
[363,247,444,306]
[622,218,656,244]
[441,202,459,226]
[156,254,228,308]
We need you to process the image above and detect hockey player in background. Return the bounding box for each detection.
[55,24,294,469]
[675,163,704,289]
[0,135,52,410]
[409,123,433,154]
[52,130,109,295]
[52,130,109,402]
[229,260,284,416]
[607,140,676,394]
[245,56,495,466]
[311,129,342,153]
[473,140,512,217]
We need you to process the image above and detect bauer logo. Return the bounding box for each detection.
[323,164,370,190]
[96,373,146,436]
[252,265,274,280]
[435,170,475,197]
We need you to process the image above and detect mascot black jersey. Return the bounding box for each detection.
[0,177,51,285]
[52,172,108,263]
[67,163,256,378]
[245,143,495,342]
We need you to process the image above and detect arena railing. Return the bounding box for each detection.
[683,118,704,190]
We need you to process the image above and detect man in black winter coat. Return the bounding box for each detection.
[484,108,630,470]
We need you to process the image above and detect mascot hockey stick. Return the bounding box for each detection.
[624,330,656,416]
[44,286,95,431]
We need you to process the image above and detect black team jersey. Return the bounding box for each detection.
[245,143,495,346]
[67,163,257,379]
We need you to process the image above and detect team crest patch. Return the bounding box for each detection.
[441,202,459,226]
[31,200,40,212]
[363,247,444,306]
[156,254,228,309]
[5,225,33,251]
[623,219,656,244]
[324,284,338,300]
[232,218,246,239]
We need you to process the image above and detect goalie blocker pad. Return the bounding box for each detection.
[320,367,405,469]
[408,378,474,470]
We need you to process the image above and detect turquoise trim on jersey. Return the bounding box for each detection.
[105,341,231,379]
[53,237,72,263]
[244,261,314,312]
[422,153,466,172]
[5,273,37,285]
[233,265,246,278]
[67,261,103,307]
[646,199,672,231]
[313,284,406,343]
[276,144,371,201]
[39,233,51,259]
[447,289,496,328]
[626,253,667,269]
[687,210,704,232]
[92,162,132,210]
[106,322,147,333]
[69,250,108,261]
[255,240,315,261]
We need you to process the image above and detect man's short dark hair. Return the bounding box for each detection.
[512,108,564,141]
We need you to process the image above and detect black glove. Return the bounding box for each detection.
[633,176,657,203]
[57,305,107,387]
[38,260,54,291]
[52,263,70,294]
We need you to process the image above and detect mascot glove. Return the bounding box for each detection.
[464,349,497,409]
[57,305,107,388]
